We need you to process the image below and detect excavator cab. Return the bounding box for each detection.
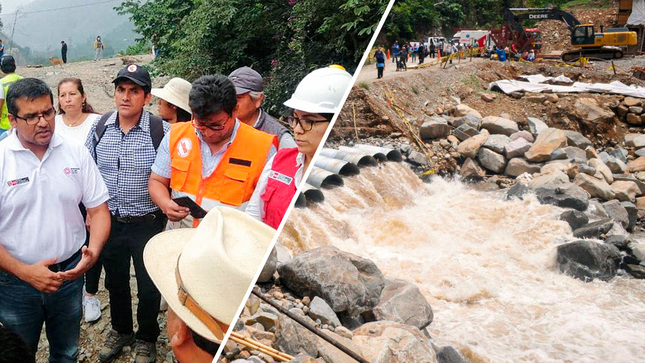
[571,25,595,46]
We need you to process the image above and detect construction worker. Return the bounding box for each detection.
[228,67,296,149]
[246,66,352,229]
[148,74,277,229]
[0,56,23,141]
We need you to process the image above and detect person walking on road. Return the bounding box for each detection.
[375,47,385,78]
[94,36,104,61]
[392,41,399,63]
[61,41,68,64]
[0,77,111,363]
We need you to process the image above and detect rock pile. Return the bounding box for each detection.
[221,246,466,363]
[410,102,645,282]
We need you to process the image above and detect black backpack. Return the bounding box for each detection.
[93,111,164,154]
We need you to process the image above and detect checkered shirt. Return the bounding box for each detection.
[85,111,170,216]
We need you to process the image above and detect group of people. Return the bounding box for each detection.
[57,36,104,64]
[492,45,535,62]
[0,55,352,363]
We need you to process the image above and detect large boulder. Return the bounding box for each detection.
[505,137,533,159]
[481,116,519,136]
[563,130,592,149]
[278,246,385,316]
[275,313,320,357]
[257,246,278,283]
[557,240,621,282]
[510,130,535,143]
[527,117,548,135]
[559,210,589,230]
[454,104,482,118]
[435,346,468,363]
[482,134,511,154]
[572,219,614,239]
[624,133,644,148]
[588,158,613,184]
[352,321,437,363]
[573,173,615,201]
[505,158,541,177]
[574,98,615,124]
[452,124,479,142]
[535,184,590,211]
[316,329,362,363]
[599,152,627,174]
[525,128,568,162]
[477,148,506,173]
[309,297,341,328]
[453,114,482,129]
[373,279,433,330]
[602,200,629,229]
[528,171,570,190]
[611,180,641,202]
[460,158,486,180]
[560,146,587,163]
[420,117,452,140]
[457,131,489,159]
[621,201,638,232]
[627,157,645,173]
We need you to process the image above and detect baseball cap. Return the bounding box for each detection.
[113,64,152,91]
[228,66,263,95]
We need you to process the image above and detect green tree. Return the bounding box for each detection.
[116,0,387,116]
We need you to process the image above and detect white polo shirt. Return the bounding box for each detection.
[0,132,109,265]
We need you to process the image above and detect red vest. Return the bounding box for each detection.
[261,147,299,229]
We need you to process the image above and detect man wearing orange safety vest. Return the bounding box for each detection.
[149,75,277,229]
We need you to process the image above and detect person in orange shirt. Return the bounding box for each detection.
[148,75,277,229]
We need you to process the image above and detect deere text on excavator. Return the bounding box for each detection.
[501,7,637,61]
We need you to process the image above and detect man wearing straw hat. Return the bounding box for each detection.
[143,206,274,362]
[149,75,277,229]
[228,67,295,149]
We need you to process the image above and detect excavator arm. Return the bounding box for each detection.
[505,7,581,34]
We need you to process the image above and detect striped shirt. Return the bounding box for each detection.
[85,111,170,217]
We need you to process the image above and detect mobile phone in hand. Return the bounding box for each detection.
[172,196,208,219]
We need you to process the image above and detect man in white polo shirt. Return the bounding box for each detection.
[0,78,111,362]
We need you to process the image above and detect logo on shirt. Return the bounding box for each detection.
[177,138,193,158]
[63,167,80,175]
[7,177,29,187]
[268,171,293,185]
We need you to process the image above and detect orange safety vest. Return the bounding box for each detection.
[169,122,277,226]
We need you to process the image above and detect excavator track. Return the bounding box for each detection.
[561,47,623,62]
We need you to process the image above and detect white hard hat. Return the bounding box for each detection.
[283,65,353,114]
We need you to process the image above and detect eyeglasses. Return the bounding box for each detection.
[287,115,329,132]
[192,118,228,132]
[13,108,56,125]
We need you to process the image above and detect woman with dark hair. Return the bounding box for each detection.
[151,77,192,123]
[55,77,104,324]
[55,78,100,144]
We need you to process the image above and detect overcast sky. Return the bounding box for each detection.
[1,0,39,15]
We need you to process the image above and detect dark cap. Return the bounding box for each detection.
[112,64,151,91]
[228,66,263,95]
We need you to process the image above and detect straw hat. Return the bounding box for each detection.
[144,207,275,342]
[151,77,192,115]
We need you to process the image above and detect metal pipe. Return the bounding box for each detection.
[307,167,344,189]
[252,287,369,363]
[354,144,403,162]
[301,183,324,204]
[338,146,387,162]
[320,148,379,167]
[314,155,360,176]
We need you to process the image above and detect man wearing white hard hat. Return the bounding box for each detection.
[246,65,352,228]
[143,206,274,362]
[151,77,192,124]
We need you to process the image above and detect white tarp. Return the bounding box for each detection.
[489,78,645,98]
[517,74,573,84]
[627,0,645,26]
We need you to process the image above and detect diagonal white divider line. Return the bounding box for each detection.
[212,1,398,360]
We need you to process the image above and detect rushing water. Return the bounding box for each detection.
[280,162,645,362]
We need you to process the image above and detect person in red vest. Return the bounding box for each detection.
[148,75,277,229]
[245,66,352,229]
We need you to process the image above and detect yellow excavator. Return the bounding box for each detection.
[507,7,637,61]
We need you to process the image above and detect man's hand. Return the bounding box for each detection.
[163,199,190,222]
[19,257,64,293]
[59,246,98,281]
